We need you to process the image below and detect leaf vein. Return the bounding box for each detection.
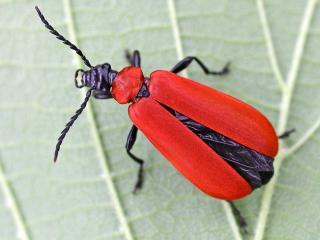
[62,0,134,239]
[0,158,31,240]
[285,114,320,157]
[256,0,286,91]
[254,1,318,240]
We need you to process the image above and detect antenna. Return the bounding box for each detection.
[54,88,94,162]
[35,6,92,68]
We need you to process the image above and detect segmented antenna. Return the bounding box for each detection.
[54,88,94,162]
[35,6,92,68]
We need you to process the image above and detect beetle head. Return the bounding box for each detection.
[74,63,118,100]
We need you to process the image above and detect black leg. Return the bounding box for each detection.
[132,50,141,67]
[278,128,295,139]
[171,56,230,75]
[126,125,145,193]
[227,201,248,234]
[125,50,141,67]
[125,50,132,65]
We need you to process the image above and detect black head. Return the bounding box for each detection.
[74,63,118,98]
[35,6,116,162]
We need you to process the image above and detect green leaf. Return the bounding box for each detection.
[1,0,320,239]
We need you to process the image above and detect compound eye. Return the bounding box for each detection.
[74,69,85,88]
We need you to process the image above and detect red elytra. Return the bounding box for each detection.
[128,71,278,200]
[148,71,278,158]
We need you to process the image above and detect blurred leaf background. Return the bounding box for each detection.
[1,0,320,239]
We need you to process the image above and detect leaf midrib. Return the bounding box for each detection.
[62,0,134,239]
[254,1,319,240]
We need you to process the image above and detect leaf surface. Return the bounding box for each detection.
[0,0,320,239]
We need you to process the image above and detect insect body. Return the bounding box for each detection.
[36,7,280,201]
[129,70,279,199]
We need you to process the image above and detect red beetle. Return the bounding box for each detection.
[36,6,292,229]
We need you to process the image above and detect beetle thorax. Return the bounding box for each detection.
[112,66,144,104]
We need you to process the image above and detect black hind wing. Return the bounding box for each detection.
[174,111,274,189]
